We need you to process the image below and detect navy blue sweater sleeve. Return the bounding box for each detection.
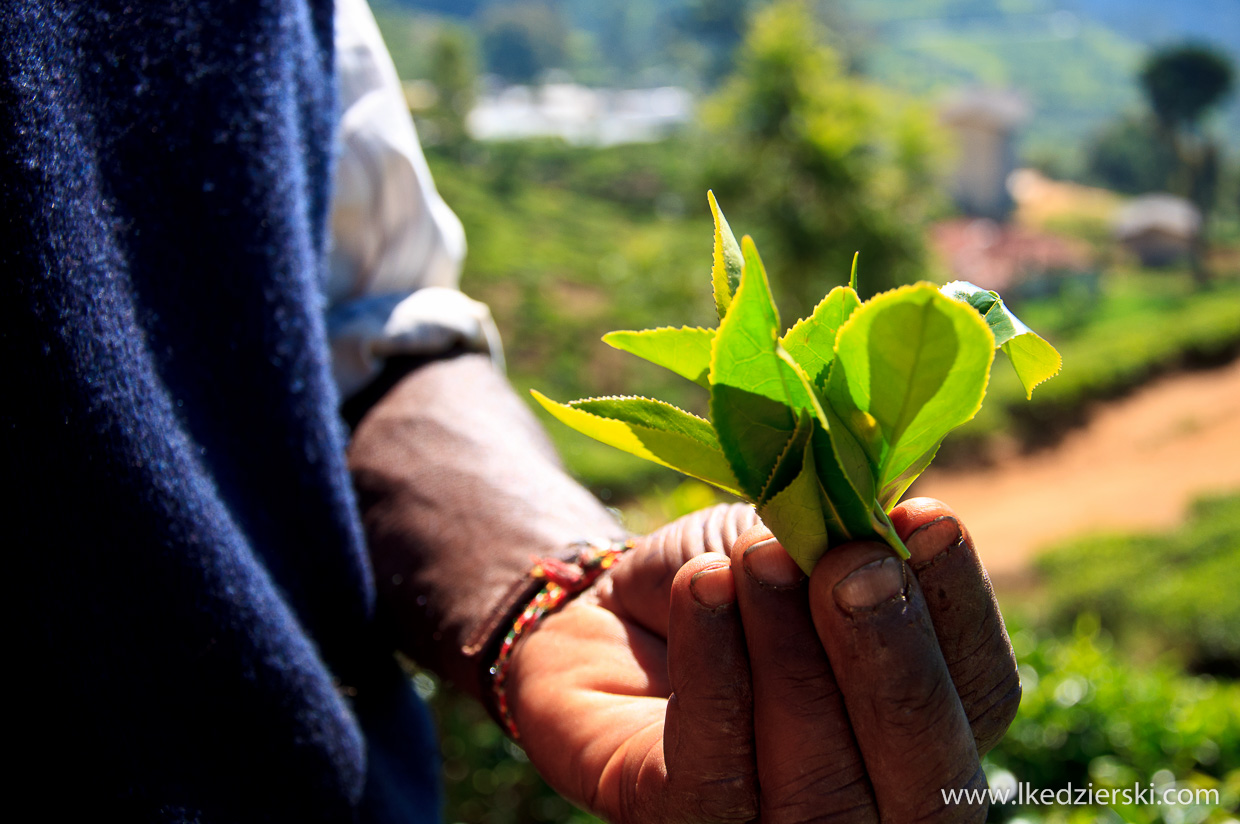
[1,1,439,820]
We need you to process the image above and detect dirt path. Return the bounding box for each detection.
[915,360,1240,584]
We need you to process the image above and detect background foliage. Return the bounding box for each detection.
[699,0,946,311]
[364,2,1240,822]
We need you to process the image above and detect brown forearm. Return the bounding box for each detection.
[347,352,625,700]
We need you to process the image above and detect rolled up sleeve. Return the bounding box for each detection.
[328,0,502,399]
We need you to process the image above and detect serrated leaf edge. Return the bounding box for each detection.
[708,191,743,320]
[604,325,717,342]
[756,412,810,507]
[1003,334,1063,399]
[565,393,715,425]
[531,390,743,497]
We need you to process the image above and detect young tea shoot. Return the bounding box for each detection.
[534,194,1061,573]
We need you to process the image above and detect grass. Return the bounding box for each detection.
[986,613,1240,823]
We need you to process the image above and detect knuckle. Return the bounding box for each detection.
[878,672,959,742]
[968,671,1022,755]
[945,618,1008,673]
[682,775,760,823]
[762,766,878,824]
[766,668,844,717]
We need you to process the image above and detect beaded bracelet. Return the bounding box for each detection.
[490,537,635,740]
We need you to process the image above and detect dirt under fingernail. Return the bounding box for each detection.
[834,556,906,613]
[690,564,735,609]
[744,538,804,587]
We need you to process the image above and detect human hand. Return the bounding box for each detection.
[505,497,1020,823]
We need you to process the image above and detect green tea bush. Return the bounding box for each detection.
[1033,493,1240,674]
[987,616,1240,823]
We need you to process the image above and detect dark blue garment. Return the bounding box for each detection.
[1,1,440,820]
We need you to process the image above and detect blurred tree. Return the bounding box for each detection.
[1139,43,1235,282]
[1084,114,1177,195]
[424,23,478,154]
[700,0,945,311]
[478,1,568,84]
[1140,44,1234,133]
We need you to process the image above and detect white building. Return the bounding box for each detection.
[467,82,693,145]
[1114,194,1202,267]
[941,88,1029,221]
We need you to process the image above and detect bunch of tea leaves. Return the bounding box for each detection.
[534,195,1061,572]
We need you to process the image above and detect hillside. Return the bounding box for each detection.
[377,0,1240,162]
[841,0,1239,164]
[1069,0,1240,143]
[1071,0,1240,56]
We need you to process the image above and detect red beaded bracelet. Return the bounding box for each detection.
[489,537,635,740]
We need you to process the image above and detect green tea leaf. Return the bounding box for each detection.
[875,440,941,512]
[781,285,861,390]
[758,411,812,507]
[709,237,813,499]
[774,330,911,563]
[534,198,1060,569]
[708,191,744,320]
[940,280,1062,399]
[775,330,908,561]
[816,385,877,504]
[1002,333,1062,400]
[758,434,830,575]
[830,284,994,498]
[810,422,879,545]
[530,391,742,496]
[603,326,715,388]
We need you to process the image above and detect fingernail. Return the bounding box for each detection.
[691,564,735,609]
[833,555,906,613]
[743,538,804,587]
[906,516,962,566]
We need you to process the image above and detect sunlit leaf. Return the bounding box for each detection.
[709,237,812,498]
[709,191,744,320]
[1002,333,1063,400]
[830,284,994,498]
[603,326,715,388]
[781,285,861,391]
[530,391,742,497]
[941,280,1062,399]
[758,434,830,575]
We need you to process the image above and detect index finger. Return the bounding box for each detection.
[891,498,1022,755]
[809,544,987,822]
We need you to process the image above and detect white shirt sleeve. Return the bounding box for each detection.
[328,0,503,399]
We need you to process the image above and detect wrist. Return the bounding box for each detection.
[347,352,627,696]
[488,538,635,739]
